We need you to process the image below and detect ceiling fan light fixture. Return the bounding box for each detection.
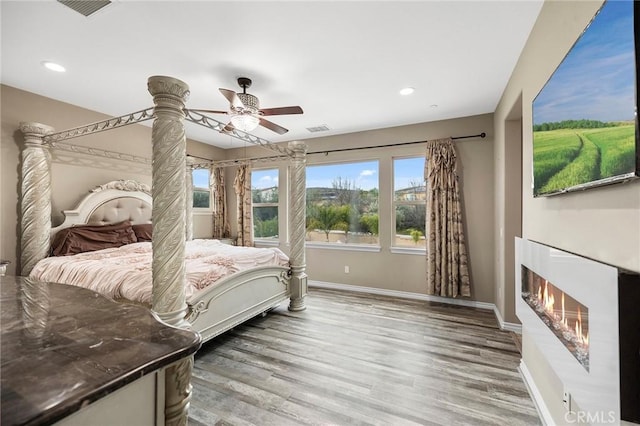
[230,114,260,132]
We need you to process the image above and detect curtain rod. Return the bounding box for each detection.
[308,132,486,156]
[187,154,214,162]
[188,132,486,164]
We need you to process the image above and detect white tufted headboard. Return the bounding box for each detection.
[86,196,152,225]
[51,180,152,238]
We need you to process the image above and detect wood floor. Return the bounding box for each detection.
[188,288,540,426]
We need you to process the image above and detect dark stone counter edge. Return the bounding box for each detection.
[27,335,201,426]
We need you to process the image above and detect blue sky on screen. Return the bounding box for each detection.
[533,0,635,124]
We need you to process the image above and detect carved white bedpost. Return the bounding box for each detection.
[185,156,195,241]
[148,76,193,426]
[288,141,308,311]
[19,122,54,276]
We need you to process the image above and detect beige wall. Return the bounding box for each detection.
[1,85,225,275]
[495,0,640,423]
[494,96,523,324]
[228,113,496,302]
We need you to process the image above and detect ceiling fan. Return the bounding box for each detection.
[191,77,303,135]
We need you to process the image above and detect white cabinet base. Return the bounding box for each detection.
[56,370,164,426]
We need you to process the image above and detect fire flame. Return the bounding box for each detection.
[536,280,588,347]
[543,281,555,314]
[574,307,589,345]
[537,284,542,301]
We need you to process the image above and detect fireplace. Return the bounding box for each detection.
[521,266,590,371]
[515,238,640,424]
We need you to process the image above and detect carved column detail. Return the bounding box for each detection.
[19,122,54,276]
[164,356,194,426]
[148,75,190,324]
[148,76,192,426]
[288,141,308,311]
[185,156,195,241]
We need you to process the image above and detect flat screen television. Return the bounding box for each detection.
[532,0,639,197]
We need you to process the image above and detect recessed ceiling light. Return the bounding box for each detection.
[42,61,66,73]
[430,104,438,108]
[399,87,414,96]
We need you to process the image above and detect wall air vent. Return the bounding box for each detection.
[306,125,330,133]
[57,0,112,17]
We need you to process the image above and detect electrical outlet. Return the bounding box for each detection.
[344,266,350,274]
[563,389,571,411]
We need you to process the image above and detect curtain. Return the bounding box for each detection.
[424,138,471,298]
[234,165,253,247]
[210,166,230,239]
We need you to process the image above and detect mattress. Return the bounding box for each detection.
[29,239,289,305]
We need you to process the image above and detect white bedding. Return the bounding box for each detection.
[29,239,289,305]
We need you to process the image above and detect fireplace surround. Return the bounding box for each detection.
[515,238,639,424]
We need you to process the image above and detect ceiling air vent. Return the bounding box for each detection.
[306,125,330,133]
[57,0,112,17]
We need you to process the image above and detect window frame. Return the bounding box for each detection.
[305,158,381,250]
[251,168,280,242]
[192,167,212,213]
[391,155,426,254]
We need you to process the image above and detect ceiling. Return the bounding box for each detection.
[1,0,543,149]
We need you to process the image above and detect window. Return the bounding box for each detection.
[192,168,210,209]
[393,157,426,248]
[251,169,279,239]
[306,161,379,246]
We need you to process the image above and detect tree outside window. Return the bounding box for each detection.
[252,169,279,239]
[393,157,426,248]
[306,161,379,245]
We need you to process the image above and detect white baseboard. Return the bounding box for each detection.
[309,280,495,310]
[518,360,553,426]
[309,281,521,333]
[494,305,522,334]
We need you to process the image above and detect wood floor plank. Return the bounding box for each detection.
[189,288,540,425]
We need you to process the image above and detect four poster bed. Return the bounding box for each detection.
[18,76,308,425]
[28,181,293,343]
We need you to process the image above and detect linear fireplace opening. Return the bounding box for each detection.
[521,266,589,371]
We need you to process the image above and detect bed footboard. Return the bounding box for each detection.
[186,266,290,343]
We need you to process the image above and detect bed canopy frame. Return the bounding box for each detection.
[18,75,308,425]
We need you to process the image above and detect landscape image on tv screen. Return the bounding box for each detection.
[532,0,638,196]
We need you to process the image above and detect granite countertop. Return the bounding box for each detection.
[1,275,201,426]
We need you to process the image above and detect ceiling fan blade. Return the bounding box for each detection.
[219,88,244,109]
[259,117,289,135]
[189,108,229,115]
[259,106,304,116]
[221,122,236,133]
